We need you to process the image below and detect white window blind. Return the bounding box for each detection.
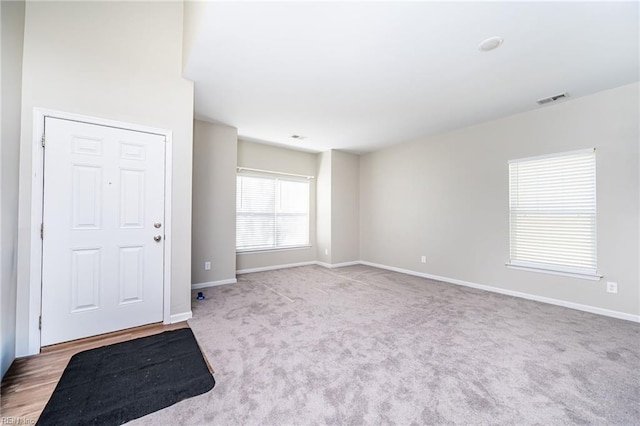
[508,149,597,277]
[236,174,310,252]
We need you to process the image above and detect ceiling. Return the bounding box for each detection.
[184,1,639,154]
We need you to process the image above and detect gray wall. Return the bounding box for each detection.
[360,83,639,316]
[194,143,360,273]
[192,120,237,285]
[316,151,332,264]
[15,1,194,356]
[316,150,360,265]
[236,140,317,271]
[1,0,25,378]
[331,150,360,264]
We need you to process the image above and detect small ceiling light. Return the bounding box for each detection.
[478,36,504,52]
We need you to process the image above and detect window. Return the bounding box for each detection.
[508,149,598,278]
[236,173,310,252]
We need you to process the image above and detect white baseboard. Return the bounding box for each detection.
[236,261,317,275]
[170,311,192,323]
[359,261,640,323]
[192,278,237,290]
[316,261,361,269]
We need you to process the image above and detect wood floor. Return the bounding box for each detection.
[0,322,189,423]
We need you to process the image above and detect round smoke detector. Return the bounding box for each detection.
[478,36,504,52]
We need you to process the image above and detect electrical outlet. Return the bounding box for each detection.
[421,255,427,263]
[204,261,211,271]
[325,248,329,256]
[606,282,618,294]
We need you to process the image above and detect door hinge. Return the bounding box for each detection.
[41,134,45,148]
[39,316,42,330]
[40,223,44,239]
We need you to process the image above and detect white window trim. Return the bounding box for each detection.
[237,166,314,180]
[507,147,595,164]
[506,263,602,281]
[236,171,311,253]
[236,245,313,255]
[507,148,600,281]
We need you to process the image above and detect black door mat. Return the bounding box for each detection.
[37,328,215,425]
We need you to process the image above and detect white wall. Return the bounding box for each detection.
[16,1,194,355]
[182,0,207,71]
[236,140,317,271]
[192,120,237,285]
[360,83,639,317]
[1,0,25,378]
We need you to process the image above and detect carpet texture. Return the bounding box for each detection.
[131,265,639,425]
[37,328,215,425]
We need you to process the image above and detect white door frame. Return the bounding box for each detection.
[28,108,173,354]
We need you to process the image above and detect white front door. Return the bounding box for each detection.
[41,117,166,346]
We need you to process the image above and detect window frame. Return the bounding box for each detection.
[506,148,601,280]
[236,171,311,253]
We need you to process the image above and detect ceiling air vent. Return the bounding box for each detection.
[537,92,569,105]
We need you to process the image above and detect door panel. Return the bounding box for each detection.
[72,165,102,228]
[70,248,101,312]
[118,246,145,304]
[41,117,165,346]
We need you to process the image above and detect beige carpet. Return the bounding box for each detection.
[131,265,640,425]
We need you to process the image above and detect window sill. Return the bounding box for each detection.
[237,245,312,255]
[506,263,602,281]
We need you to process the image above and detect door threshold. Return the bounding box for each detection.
[41,321,189,353]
